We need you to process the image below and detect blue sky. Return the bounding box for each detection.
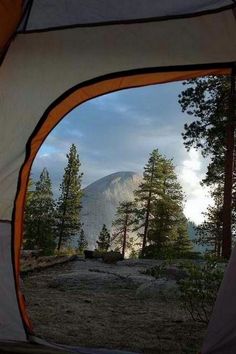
[32,81,212,224]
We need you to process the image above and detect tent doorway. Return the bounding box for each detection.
[19,70,233,352]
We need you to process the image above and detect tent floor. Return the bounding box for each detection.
[0,341,139,354]
[0,342,69,354]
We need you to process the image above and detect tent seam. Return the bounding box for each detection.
[17,4,236,34]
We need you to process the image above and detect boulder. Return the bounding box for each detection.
[102,251,124,264]
[84,250,94,259]
[84,250,105,259]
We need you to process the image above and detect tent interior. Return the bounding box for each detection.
[0,1,236,353]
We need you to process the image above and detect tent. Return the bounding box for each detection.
[0,1,235,353]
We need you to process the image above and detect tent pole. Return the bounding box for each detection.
[222,64,236,259]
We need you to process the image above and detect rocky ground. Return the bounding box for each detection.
[22,258,206,354]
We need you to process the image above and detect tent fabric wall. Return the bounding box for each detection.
[17,0,233,30]
[1,8,235,222]
[0,222,26,341]
[0,1,235,351]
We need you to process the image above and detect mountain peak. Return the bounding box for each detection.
[80,171,142,248]
[84,171,141,193]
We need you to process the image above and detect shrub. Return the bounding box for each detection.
[54,246,77,256]
[143,257,225,324]
[144,261,171,278]
[143,260,188,281]
[140,245,173,259]
[140,244,202,260]
[178,257,225,323]
[102,251,124,264]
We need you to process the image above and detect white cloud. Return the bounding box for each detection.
[178,148,213,225]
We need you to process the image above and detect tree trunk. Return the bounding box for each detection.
[57,218,65,251]
[217,238,221,259]
[122,214,129,258]
[57,167,72,251]
[141,193,151,257]
[214,238,217,257]
[141,160,155,257]
[222,67,235,259]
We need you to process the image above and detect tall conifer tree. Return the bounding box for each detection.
[56,144,83,250]
[24,169,56,255]
[112,201,137,258]
[96,224,111,252]
[195,187,224,257]
[148,158,188,248]
[178,76,234,258]
[77,228,88,254]
[178,76,229,187]
[135,149,165,256]
[135,149,191,257]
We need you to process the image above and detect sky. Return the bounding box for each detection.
[32,81,213,225]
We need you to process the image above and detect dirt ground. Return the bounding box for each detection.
[22,258,206,354]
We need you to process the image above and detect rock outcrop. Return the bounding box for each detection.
[80,171,142,248]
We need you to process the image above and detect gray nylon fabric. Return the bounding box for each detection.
[31,336,140,353]
[18,0,233,31]
[1,10,235,220]
[0,222,26,341]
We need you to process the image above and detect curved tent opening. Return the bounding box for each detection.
[14,65,232,337]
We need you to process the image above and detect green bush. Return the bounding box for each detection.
[140,244,175,259]
[143,262,170,278]
[102,251,124,263]
[140,244,202,260]
[178,257,225,323]
[54,246,77,256]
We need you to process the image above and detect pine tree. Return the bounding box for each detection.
[56,144,83,250]
[178,76,234,258]
[24,169,56,255]
[172,215,193,257]
[77,228,88,254]
[96,224,111,252]
[178,76,230,187]
[112,201,137,258]
[196,187,224,257]
[135,149,190,257]
[148,158,187,247]
[24,176,36,249]
[135,149,165,256]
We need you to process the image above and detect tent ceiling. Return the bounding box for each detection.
[18,0,234,31]
[1,7,235,222]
